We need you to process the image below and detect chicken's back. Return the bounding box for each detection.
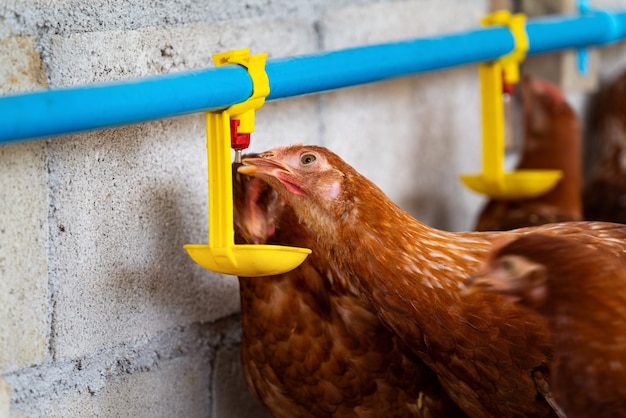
[467,234,626,418]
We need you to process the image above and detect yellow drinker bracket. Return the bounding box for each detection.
[184,49,311,277]
[460,11,562,200]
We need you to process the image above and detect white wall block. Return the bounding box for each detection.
[0,141,49,373]
[0,36,47,94]
[47,116,241,359]
[45,356,211,418]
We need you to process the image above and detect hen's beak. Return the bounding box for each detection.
[238,156,293,177]
[238,156,307,196]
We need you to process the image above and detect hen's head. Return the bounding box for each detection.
[464,235,553,308]
[521,76,578,146]
[237,145,354,236]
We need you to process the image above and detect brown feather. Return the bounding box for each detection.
[466,234,626,418]
[239,144,626,417]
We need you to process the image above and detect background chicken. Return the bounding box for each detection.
[238,144,626,418]
[232,162,468,417]
[464,234,626,418]
[474,75,583,231]
[583,69,626,223]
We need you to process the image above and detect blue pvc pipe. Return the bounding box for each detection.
[527,12,626,53]
[1,11,626,143]
[266,26,513,99]
[1,66,252,142]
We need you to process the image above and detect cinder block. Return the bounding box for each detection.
[46,19,318,87]
[212,346,273,418]
[319,0,486,231]
[0,0,322,44]
[0,142,49,373]
[4,321,238,416]
[321,0,486,50]
[0,36,47,95]
[48,117,241,360]
[44,355,211,418]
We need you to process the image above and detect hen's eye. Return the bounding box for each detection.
[300,153,317,166]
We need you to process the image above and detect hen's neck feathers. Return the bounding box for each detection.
[288,151,626,310]
[305,159,489,295]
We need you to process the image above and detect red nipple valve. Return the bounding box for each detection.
[230,119,251,163]
[502,69,516,96]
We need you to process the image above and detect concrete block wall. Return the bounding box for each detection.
[4,0,591,416]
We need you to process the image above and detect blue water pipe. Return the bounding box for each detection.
[2,10,626,143]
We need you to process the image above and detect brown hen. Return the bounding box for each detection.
[465,234,626,418]
[233,163,468,417]
[238,144,626,418]
[583,70,626,223]
[474,75,583,231]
